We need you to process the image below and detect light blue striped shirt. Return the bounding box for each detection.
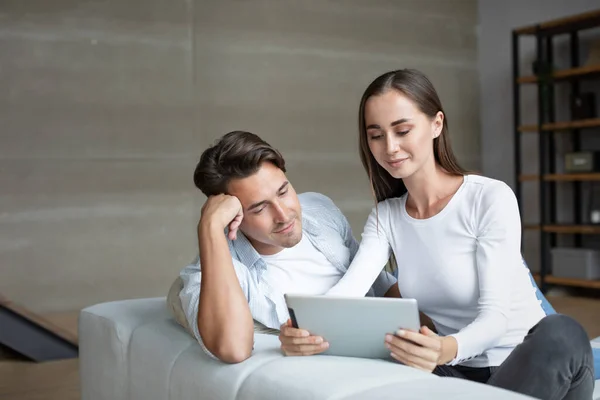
[178,192,397,357]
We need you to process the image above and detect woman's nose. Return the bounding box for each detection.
[385,134,398,155]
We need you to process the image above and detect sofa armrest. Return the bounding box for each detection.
[79,297,168,400]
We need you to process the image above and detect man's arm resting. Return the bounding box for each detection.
[197,223,254,363]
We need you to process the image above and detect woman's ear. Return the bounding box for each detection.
[432,111,444,138]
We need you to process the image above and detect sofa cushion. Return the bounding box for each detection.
[128,313,292,400]
[340,377,537,400]
[238,352,436,400]
[79,297,584,400]
[126,313,436,400]
[127,311,537,400]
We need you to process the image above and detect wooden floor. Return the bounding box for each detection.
[0,311,80,400]
[1,296,599,400]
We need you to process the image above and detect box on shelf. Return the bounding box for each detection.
[551,247,600,280]
[565,151,600,172]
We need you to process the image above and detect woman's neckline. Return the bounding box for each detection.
[400,174,469,224]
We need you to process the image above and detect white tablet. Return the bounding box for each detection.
[284,294,421,360]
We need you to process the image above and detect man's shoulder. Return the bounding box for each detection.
[298,192,340,214]
[298,192,354,248]
[298,192,349,233]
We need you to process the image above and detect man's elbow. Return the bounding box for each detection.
[197,310,254,363]
[212,343,252,364]
[201,331,253,364]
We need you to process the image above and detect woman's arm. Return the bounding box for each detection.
[326,204,392,297]
[385,181,522,370]
[446,181,521,365]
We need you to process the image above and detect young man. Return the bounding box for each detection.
[172,130,397,363]
[170,130,555,365]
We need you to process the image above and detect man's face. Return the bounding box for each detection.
[227,162,302,255]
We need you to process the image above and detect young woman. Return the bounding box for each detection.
[326,69,594,399]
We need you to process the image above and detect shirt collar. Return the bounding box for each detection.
[230,212,321,271]
[229,230,262,270]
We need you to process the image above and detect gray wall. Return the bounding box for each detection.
[1,0,479,312]
[478,0,600,271]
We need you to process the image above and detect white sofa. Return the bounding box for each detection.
[77,297,580,400]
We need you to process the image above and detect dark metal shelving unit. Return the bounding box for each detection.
[512,9,600,293]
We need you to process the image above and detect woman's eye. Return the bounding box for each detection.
[396,130,409,136]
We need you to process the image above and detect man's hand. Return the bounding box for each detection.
[384,326,457,372]
[279,319,329,356]
[199,194,244,240]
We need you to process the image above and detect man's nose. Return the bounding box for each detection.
[272,201,288,222]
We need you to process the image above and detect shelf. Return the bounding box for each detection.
[518,173,600,182]
[516,64,600,84]
[514,9,600,36]
[524,225,600,234]
[545,173,600,181]
[518,124,538,133]
[519,174,540,181]
[514,10,600,293]
[518,118,600,133]
[544,275,600,289]
[532,273,600,289]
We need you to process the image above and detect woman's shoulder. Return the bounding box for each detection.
[464,174,515,198]
[463,174,518,215]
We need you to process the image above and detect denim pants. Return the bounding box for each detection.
[433,314,595,400]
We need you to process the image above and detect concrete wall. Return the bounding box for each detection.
[1,0,479,312]
[478,0,600,271]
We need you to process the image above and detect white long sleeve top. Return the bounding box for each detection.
[327,175,545,367]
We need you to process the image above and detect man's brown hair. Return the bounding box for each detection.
[193,131,286,196]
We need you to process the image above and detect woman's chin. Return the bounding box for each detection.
[384,167,410,180]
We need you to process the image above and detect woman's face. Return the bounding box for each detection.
[364,89,443,180]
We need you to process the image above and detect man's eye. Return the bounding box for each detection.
[253,207,266,214]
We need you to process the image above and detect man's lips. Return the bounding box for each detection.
[274,219,295,234]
